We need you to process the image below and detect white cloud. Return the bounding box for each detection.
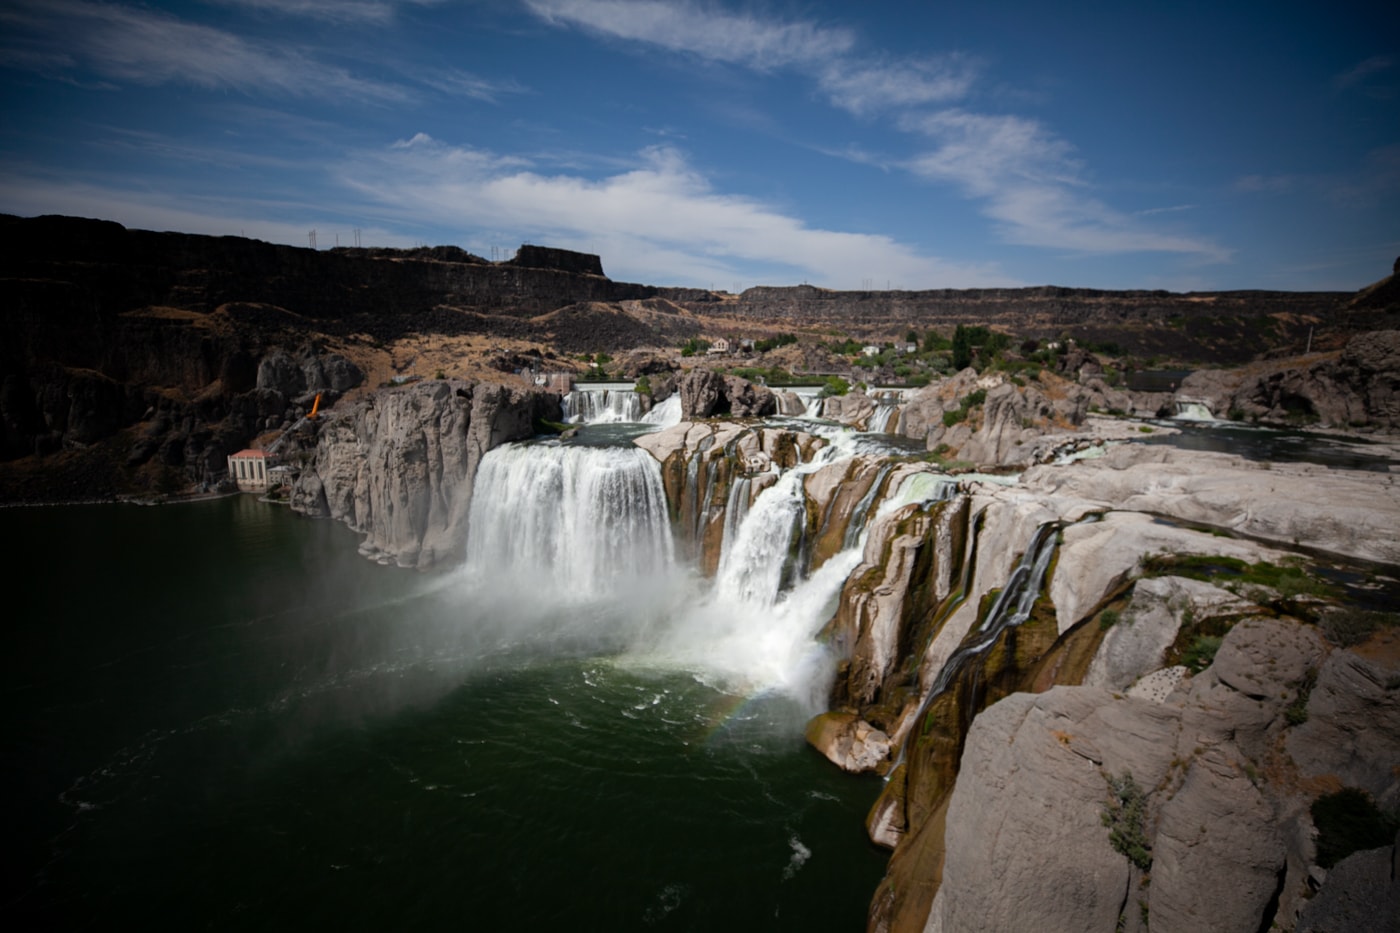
[523,0,855,70]
[906,109,1227,260]
[339,137,1014,287]
[819,55,977,115]
[2,0,409,102]
[0,175,405,249]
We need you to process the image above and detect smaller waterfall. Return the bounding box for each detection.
[640,395,681,427]
[1172,398,1218,422]
[866,400,901,434]
[562,388,644,424]
[886,521,1058,773]
[715,468,806,608]
[804,394,827,419]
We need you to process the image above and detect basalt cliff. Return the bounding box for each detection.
[4,213,1397,503]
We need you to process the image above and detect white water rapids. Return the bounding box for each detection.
[457,430,938,708]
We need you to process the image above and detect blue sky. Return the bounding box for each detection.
[1,1,1396,291]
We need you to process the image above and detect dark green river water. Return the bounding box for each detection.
[4,497,886,930]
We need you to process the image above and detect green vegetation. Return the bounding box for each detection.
[753,333,798,353]
[1179,635,1223,673]
[1102,772,1153,871]
[633,374,652,396]
[952,325,974,370]
[679,337,712,357]
[942,388,988,427]
[1099,608,1121,631]
[819,375,851,398]
[1139,553,1336,601]
[1311,788,1400,868]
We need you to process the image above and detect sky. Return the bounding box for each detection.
[0,1,1396,292]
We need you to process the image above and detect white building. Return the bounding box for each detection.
[227,449,270,492]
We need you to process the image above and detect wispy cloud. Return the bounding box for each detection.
[417,68,529,103]
[524,0,972,116]
[818,55,978,116]
[523,0,855,70]
[1333,55,1392,91]
[524,1,1219,262]
[205,0,403,24]
[1134,203,1197,217]
[338,135,1014,287]
[906,109,1227,259]
[2,0,409,102]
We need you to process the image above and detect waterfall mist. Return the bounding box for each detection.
[448,435,878,716]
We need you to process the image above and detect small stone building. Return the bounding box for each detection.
[227,449,270,492]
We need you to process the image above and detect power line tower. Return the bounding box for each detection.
[308,229,317,249]
[353,228,361,248]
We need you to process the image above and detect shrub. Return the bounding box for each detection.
[1102,772,1152,870]
[819,376,850,398]
[1180,635,1222,673]
[1099,608,1121,631]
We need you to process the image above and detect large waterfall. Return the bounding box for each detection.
[461,431,874,702]
[465,442,675,597]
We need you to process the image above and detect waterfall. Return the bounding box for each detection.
[804,394,826,419]
[465,442,674,597]
[885,519,1057,773]
[641,395,681,428]
[927,522,1059,698]
[714,468,807,607]
[562,388,644,423]
[1172,399,1218,422]
[866,398,901,434]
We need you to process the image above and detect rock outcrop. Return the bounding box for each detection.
[290,379,560,568]
[922,615,1400,933]
[676,369,777,419]
[1178,330,1400,429]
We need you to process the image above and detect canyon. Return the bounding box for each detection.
[6,214,1399,931]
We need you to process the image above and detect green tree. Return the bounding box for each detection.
[952,325,973,370]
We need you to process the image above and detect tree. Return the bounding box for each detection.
[952,325,973,371]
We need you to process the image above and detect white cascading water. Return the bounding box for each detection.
[866,400,900,434]
[560,389,681,427]
[459,427,943,706]
[561,388,644,423]
[641,394,681,427]
[1172,400,1218,422]
[465,442,674,598]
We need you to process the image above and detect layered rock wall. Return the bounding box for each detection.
[290,380,560,568]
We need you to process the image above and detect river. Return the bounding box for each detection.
[4,495,887,930]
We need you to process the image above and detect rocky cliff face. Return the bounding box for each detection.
[1179,330,1400,429]
[290,380,560,568]
[788,438,1400,933]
